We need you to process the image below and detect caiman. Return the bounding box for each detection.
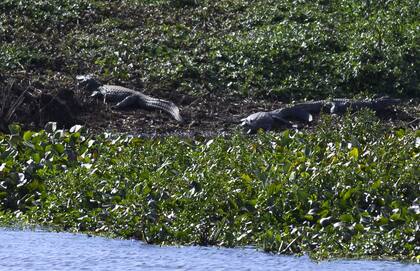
[241,97,400,133]
[77,75,183,122]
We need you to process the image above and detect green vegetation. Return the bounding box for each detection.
[1,0,418,262]
[1,111,419,261]
[1,0,418,98]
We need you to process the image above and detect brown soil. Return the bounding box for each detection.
[1,76,418,136]
[53,91,291,137]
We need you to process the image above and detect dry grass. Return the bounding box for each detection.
[0,80,28,132]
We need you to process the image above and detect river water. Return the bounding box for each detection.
[0,229,418,271]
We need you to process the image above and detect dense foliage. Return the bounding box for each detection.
[1,0,418,98]
[1,0,418,263]
[1,111,419,261]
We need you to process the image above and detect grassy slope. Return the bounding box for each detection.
[1,0,418,98]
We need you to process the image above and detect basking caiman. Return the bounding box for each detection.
[77,75,183,122]
[241,97,400,133]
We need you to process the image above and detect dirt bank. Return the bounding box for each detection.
[1,75,418,136]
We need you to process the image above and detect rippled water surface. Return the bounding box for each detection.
[0,229,418,271]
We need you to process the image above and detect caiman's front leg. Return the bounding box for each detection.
[271,114,293,129]
[112,94,139,110]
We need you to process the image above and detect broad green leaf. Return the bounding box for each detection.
[340,214,353,223]
[390,213,404,222]
[8,123,21,135]
[354,223,364,232]
[349,147,359,160]
[23,131,33,141]
[241,174,252,182]
[371,179,381,190]
[54,143,65,154]
[342,189,353,201]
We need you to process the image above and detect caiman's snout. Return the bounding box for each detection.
[76,75,101,92]
[240,112,273,134]
[76,74,92,86]
[240,117,252,133]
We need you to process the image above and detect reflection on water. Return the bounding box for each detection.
[0,229,418,271]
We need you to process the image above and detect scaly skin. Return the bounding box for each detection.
[77,75,183,122]
[292,98,353,114]
[291,100,331,114]
[241,107,313,134]
[330,97,401,114]
[241,97,401,133]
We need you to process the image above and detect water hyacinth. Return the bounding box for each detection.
[1,1,418,262]
[0,111,418,261]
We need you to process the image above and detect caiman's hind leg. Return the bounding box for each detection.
[271,107,314,129]
[271,114,292,127]
[112,95,138,110]
[274,107,313,123]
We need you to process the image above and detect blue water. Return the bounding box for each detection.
[0,229,418,271]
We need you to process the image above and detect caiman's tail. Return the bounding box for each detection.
[371,97,401,108]
[331,97,401,114]
[142,96,184,122]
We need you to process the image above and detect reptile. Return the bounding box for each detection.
[240,108,313,133]
[329,97,400,114]
[241,97,400,133]
[77,75,183,122]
